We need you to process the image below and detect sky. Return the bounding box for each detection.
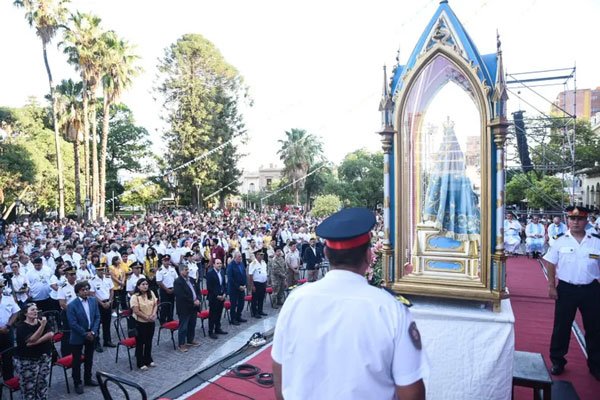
[1,0,599,175]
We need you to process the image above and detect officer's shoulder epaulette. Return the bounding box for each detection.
[381,286,413,307]
[553,232,565,240]
[592,233,600,239]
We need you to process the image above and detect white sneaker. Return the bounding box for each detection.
[111,312,117,317]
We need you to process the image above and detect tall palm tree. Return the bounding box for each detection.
[99,31,141,218]
[14,0,70,219]
[55,79,84,219]
[277,128,323,205]
[62,12,104,220]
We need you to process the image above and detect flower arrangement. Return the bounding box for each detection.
[367,245,384,287]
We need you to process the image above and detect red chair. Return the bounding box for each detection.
[222,300,232,323]
[197,309,210,336]
[52,332,64,343]
[266,286,274,306]
[200,289,209,308]
[244,294,253,311]
[1,376,19,400]
[298,278,308,284]
[50,353,84,393]
[156,302,179,350]
[114,315,136,370]
[0,347,19,400]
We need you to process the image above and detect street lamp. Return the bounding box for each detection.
[84,197,91,222]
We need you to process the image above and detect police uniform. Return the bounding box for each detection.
[248,250,268,318]
[543,206,600,379]
[58,266,78,357]
[272,208,428,399]
[156,260,178,322]
[0,286,19,380]
[90,268,115,347]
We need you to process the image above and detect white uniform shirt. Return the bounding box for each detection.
[90,276,113,302]
[58,281,77,305]
[49,275,65,300]
[0,296,20,328]
[543,231,600,285]
[156,266,177,289]
[126,273,146,293]
[11,274,30,303]
[272,270,428,400]
[248,260,268,283]
[76,268,93,282]
[188,262,199,280]
[26,268,52,301]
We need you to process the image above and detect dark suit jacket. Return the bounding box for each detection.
[303,245,323,269]
[173,276,198,316]
[67,297,100,345]
[206,268,226,300]
[226,260,246,295]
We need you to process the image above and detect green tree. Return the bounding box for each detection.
[99,31,141,218]
[311,194,341,217]
[156,33,248,207]
[337,149,383,209]
[507,172,569,211]
[120,177,165,211]
[14,0,70,218]
[96,103,151,208]
[277,128,324,205]
[62,11,105,219]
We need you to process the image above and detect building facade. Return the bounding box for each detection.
[239,164,283,194]
[553,88,600,120]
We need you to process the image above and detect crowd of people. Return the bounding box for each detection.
[0,207,384,397]
[503,212,600,258]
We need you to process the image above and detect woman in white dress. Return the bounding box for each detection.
[504,214,522,255]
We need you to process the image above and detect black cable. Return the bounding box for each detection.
[196,375,257,400]
[232,363,260,378]
[256,372,274,386]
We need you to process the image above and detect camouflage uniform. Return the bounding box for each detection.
[269,254,287,307]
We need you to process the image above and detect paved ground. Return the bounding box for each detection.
[45,298,281,400]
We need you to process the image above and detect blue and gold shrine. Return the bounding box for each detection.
[378,0,509,310]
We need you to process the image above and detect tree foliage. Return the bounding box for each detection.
[156,33,248,207]
[311,194,341,218]
[506,172,569,210]
[336,149,383,209]
[120,177,165,210]
[277,128,323,205]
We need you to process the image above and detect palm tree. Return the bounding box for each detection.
[277,128,323,205]
[99,31,141,218]
[55,79,84,219]
[14,0,70,219]
[62,12,104,220]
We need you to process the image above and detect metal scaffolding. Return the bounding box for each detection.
[504,65,577,213]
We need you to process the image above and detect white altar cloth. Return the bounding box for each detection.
[411,298,515,400]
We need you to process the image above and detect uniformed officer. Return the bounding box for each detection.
[58,265,78,356]
[248,249,268,318]
[89,264,115,351]
[268,246,287,308]
[272,208,427,400]
[0,279,19,380]
[156,254,178,322]
[543,206,600,380]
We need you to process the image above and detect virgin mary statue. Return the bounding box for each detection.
[422,118,481,242]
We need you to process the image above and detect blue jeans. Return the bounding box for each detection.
[177,313,197,346]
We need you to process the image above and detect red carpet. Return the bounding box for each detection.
[507,256,600,399]
[185,344,275,400]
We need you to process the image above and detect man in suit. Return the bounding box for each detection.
[206,258,228,339]
[173,264,200,352]
[226,250,247,325]
[303,238,323,282]
[67,281,101,394]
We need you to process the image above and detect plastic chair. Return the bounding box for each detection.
[197,309,210,337]
[156,302,178,350]
[114,315,136,370]
[49,351,84,394]
[0,347,19,400]
[222,300,232,323]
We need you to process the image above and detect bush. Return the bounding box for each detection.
[311,194,341,218]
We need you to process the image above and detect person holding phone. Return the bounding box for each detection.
[14,303,54,400]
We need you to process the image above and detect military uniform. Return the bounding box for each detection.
[543,206,600,380]
[268,252,287,307]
